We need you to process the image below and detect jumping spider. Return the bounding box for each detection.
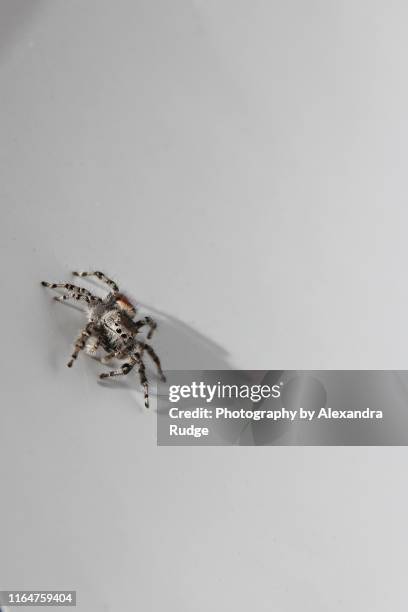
[41,271,165,408]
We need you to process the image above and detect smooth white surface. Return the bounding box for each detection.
[1,1,408,610]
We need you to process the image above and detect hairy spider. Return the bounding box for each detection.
[41,271,165,408]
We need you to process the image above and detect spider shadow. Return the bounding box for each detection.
[140,301,231,371]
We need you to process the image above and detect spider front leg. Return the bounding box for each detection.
[137,341,166,381]
[136,356,150,408]
[134,316,157,339]
[99,352,150,408]
[67,323,95,368]
[41,281,98,305]
[72,271,119,292]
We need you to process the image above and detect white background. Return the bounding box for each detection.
[1,1,408,610]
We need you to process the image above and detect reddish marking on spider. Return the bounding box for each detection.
[115,293,135,312]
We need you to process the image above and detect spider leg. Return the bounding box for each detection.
[67,323,94,368]
[133,316,157,339]
[99,362,133,379]
[41,281,98,305]
[134,354,149,408]
[99,352,150,408]
[72,271,119,293]
[137,340,166,381]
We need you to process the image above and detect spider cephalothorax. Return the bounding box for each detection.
[41,270,165,408]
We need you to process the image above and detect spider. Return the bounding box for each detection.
[41,271,165,408]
